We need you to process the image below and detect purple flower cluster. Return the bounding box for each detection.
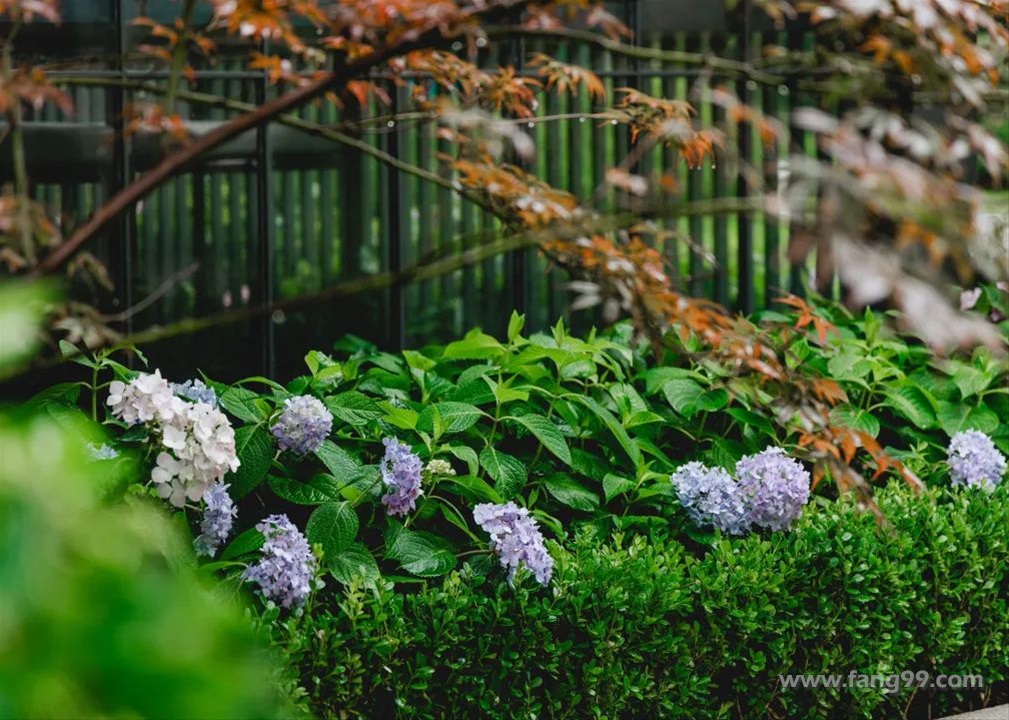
[242,514,316,608]
[171,378,218,407]
[271,395,332,455]
[473,501,554,585]
[947,430,1007,491]
[380,437,424,517]
[734,447,811,532]
[193,482,237,557]
[671,461,750,535]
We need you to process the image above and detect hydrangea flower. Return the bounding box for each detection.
[271,395,332,455]
[947,430,1007,491]
[473,501,554,585]
[194,482,237,557]
[735,447,811,532]
[242,515,316,608]
[425,458,456,477]
[171,378,218,407]
[671,461,750,535]
[150,402,240,507]
[107,370,185,426]
[86,442,119,460]
[380,437,423,517]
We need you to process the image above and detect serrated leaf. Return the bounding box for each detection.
[268,474,344,504]
[328,543,380,587]
[508,414,571,465]
[951,364,990,399]
[479,447,527,499]
[379,402,419,430]
[693,388,729,413]
[314,440,359,479]
[544,474,599,511]
[444,445,479,475]
[603,474,635,503]
[324,391,383,426]
[828,406,880,438]
[218,386,265,424]
[306,502,358,558]
[442,474,503,504]
[417,402,485,434]
[228,425,273,499]
[883,385,938,430]
[220,526,265,561]
[386,529,456,577]
[662,379,704,414]
[442,330,505,360]
[938,402,999,436]
[640,367,702,395]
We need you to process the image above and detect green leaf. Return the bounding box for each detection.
[566,394,642,466]
[725,407,775,435]
[828,406,880,438]
[386,528,456,577]
[938,402,1000,436]
[314,440,360,478]
[479,448,527,500]
[444,445,479,475]
[218,386,266,424]
[379,402,419,430]
[544,474,599,511]
[508,310,526,343]
[417,402,486,434]
[951,364,990,399]
[267,474,344,504]
[603,474,635,503]
[442,330,505,360]
[640,367,702,395]
[441,474,503,504]
[662,379,704,415]
[220,526,265,561]
[693,388,729,413]
[328,543,380,587]
[228,426,273,499]
[883,385,938,430]
[325,391,383,426]
[305,502,358,558]
[508,414,571,465]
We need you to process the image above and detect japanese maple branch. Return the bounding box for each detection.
[33,0,535,276]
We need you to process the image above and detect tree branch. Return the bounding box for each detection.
[33,0,535,276]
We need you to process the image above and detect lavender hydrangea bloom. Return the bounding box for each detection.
[171,378,218,407]
[671,461,750,535]
[947,430,1007,491]
[380,437,423,517]
[473,501,554,585]
[242,514,316,608]
[193,482,237,557]
[735,447,811,532]
[271,395,332,455]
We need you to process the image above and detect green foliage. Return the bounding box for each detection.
[270,484,1009,720]
[0,412,284,720]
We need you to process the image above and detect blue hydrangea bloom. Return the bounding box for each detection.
[671,461,750,535]
[947,430,1007,491]
[735,447,811,532]
[171,378,218,407]
[380,437,423,517]
[242,514,315,608]
[473,501,554,585]
[193,482,237,557]
[271,395,332,455]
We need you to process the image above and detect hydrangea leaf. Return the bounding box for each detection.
[828,406,881,438]
[314,440,360,479]
[544,474,599,511]
[306,502,359,559]
[324,391,383,426]
[327,543,380,588]
[220,526,266,561]
[479,448,526,499]
[417,402,486,434]
[228,425,273,499]
[603,474,635,503]
[507,414,571,466]
[662,379,704,415]
[386,528,456,577]
[268,474,343,505]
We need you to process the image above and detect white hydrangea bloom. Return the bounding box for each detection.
[107,370,186,426]
[150,401,240,508]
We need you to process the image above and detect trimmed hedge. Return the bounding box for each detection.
[271,484,1009,719]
